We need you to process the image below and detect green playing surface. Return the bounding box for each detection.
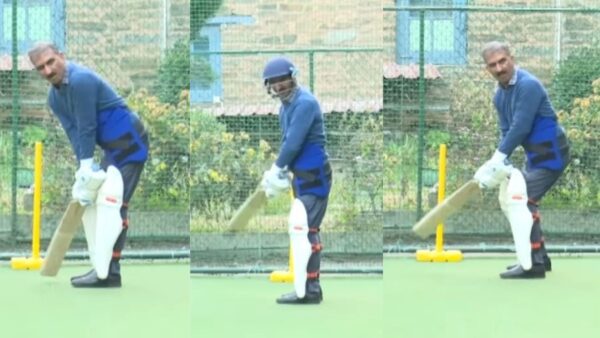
[191,275,383,338]
[7,256,597,338]
[384,256,600,338]
[0,263,189,338]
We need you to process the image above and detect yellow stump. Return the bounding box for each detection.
[269,243,294,283]
[416,144,463,263]
[11,142,44,270]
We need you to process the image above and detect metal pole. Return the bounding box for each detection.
[11,0,21,237]
[416,9,425,220]
[308,51,315,93]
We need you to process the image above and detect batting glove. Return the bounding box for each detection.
[72,160,106,206]
[474,150,512,189]
[261,164,290,198]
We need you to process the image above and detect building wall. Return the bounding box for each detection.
[1,0,190,119]
[382,0,600,130]
[204,0,383,112]
[0,0,190,119]
[67,0,189,91]
[384,0,600,84]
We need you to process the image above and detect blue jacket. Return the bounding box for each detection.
[276,88,331,197]
[494,68,569,170]
[48,62,148,168]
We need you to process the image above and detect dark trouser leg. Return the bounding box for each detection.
[102,162,145,276]
[527,199,545,265]
[109,203,129,276]
[307,228,322,294]
[524,168,564,266]
[298,195,328,295]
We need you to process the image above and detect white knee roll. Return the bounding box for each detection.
[501,169,533,270]
[288,198,311,298]
[94,166,124,279]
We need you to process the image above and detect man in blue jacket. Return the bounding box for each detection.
[475,41,569,279]
[261,57,332,304]
[28,42,149,288]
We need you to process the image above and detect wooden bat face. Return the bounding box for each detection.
[40,201,85,276]
[412,180,480,239]
[227,185,268,232]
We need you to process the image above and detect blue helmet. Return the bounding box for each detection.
[262,57,298,85]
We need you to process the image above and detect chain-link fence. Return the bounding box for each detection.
[383,2,600,252]
[190,0,383,273]
[0,0,190,258]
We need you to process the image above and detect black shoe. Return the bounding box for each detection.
[506,256,552,272]
[70,269,96,282]
[276,291,323,304]
[500,264,546,279]
[71,270,121,288]
[543,255,552,271]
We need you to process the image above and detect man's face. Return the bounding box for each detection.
[30,48,66,86]
[266,75,294,100]
[484,50,515,86]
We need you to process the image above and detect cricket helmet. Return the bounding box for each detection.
[262,57,298,85]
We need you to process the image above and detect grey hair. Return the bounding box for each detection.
[481,41,512,62]
[27,42,61,61]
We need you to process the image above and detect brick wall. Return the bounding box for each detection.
[67,0,189,91]
[208,0,383,112]
[382,0,600,129]
[1,0,190,119]
[384,0,600,84]
[5,1,600,118]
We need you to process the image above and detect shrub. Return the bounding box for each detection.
[190,0,223,39]
[328,113,383,229]
[154,39,191,105]
[0,120,76,213]
[189,110,276,226]
[551,77,600,209]
[551,46,600,112]
[127,89,190,210]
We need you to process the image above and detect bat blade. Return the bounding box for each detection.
[412,179,480,239]
[227,185,268,232]
[40,201,85,276]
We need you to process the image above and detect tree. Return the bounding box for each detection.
[190,0,223,39]
[155,39,191,105]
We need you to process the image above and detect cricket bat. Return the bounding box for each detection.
[40,201,85,276]
[227,184,268,232]
[412,179,480,239]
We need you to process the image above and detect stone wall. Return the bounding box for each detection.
[0,0,190,119]
[206,0,383,111]
[384,0,600,84]
[67,0,190,91]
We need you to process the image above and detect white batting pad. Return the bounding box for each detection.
[82,205,97,263]
[288,198,311,298]
[501,169,533,270]
[94,166,124,279]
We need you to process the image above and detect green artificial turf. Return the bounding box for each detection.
[0,263,190,338]
[191,275,383,338]
[384,256,600,338]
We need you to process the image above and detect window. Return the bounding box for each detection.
[0,0,65,54]
[396,0,467,65]
[190,16,254,104]
[191,24,222,104]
